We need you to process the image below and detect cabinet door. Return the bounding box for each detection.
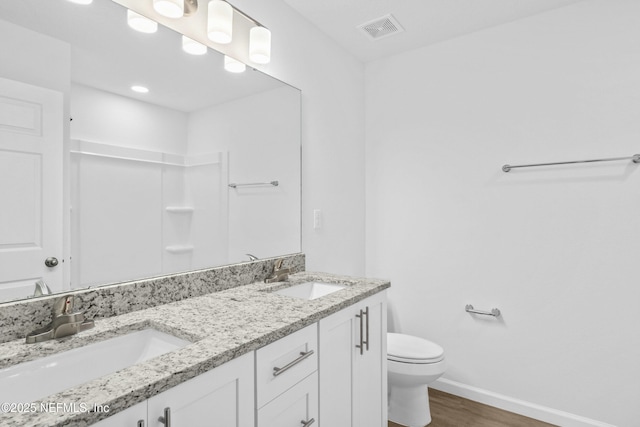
[353,291,387,427]
[257,372,318,427]
[318,291,387,427]
[91,401,146,427]
[147,352,254,427]
[318,301,357,427]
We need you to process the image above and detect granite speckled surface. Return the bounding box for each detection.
[0,271,389,427]
[0,254,305,344]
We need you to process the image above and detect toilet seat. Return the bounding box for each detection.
[387,333,444,364]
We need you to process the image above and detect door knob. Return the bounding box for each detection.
[45,257,59,268]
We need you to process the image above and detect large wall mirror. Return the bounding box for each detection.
[0,0,301,303]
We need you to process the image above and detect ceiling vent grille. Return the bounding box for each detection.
[357,14,404,41]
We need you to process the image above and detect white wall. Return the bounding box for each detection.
[188,86,301,265]
[70,84,188,154]
[365,1,640,426]
[70,84,189,286]
[232,0,366,276]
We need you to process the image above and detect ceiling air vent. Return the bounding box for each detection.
[357,14,404,41]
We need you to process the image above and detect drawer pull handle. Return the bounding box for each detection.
[273,350,315,377]
[158,407,171,427]
[301,418,315,427]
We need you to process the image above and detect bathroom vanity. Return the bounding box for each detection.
[0,263,389,427]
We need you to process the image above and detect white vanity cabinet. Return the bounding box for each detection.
[256,323,318,427]
[92,351,254,427]
[318,291,388,427]
[91,290,387,427]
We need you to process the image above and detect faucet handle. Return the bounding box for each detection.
[274,258,284,270]
[52,295,75,316]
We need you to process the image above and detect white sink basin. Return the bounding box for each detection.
[0,328,190,403]
[274,282,346,300]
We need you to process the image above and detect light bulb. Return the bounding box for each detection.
[249,26,271,64]
[153,0,184,19]
[127,10,158,34]
[224,56,246,73]
[208,0,233,44]
[182,36,207,55]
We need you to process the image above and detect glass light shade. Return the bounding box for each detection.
[208,1,233,44]
[153,0,184,19]
[182,36,207,55]
[249,26,271,64]
[224,56,246,73]
[127,10,158,34]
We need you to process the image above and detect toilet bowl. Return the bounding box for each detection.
[387,333,446,427]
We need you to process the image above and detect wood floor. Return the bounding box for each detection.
[388,389,557,427]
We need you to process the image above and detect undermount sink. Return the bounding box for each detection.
[274,282,346,300]
[0,328,190,403]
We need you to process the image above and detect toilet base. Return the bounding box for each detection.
[388,384,432,427]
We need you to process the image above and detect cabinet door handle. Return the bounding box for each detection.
[363,306,370,352]
[137,421,145,427]
[158,407,171,427]
[273,350,315,377]
[301,418,315,427]
[355,309,364,355]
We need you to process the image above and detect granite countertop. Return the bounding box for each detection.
[0,272,389,427]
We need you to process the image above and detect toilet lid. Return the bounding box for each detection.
[387,333,444,363]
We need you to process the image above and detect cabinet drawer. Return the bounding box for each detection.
[256,323,318,408]
[258,372,318,427]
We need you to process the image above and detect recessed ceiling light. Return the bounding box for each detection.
[131,85,149,94]
[67,0,93,4]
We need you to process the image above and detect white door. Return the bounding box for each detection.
[0,76,64,300]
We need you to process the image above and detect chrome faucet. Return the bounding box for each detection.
[25,295,95,344]
[264,258,290,283]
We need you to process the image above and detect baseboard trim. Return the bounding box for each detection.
[431,378,616,427]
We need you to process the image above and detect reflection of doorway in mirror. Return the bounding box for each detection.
[0,77,64,301]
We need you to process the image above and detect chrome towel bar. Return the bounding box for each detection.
[502,154,640,172]
[228,180,279,188]
[465,304,501,317]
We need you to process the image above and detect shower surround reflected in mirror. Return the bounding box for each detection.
[0,0,301,302]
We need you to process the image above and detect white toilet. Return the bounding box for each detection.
[387,332,446,427]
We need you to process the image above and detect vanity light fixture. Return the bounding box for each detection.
[127,10,158,33]
[249,26,271,64]
[153,0,184,18]
[182,35,207,55]
[224,55,246,73]
[131,85,150,93]
[208,0,233,44]
[119,0,270,68]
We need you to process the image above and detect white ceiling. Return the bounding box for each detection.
[283,0,586,63]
